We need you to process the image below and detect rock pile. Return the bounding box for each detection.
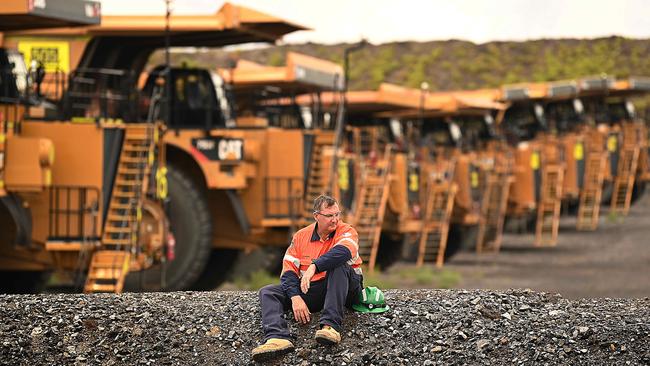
[1,289,648,365]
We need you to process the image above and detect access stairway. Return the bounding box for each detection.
[610,145,640,216]
[535,164,564,246]
[576,152,607,230]
[350,147,392,273]
[302,133,334,223]
[476,168,512,253]
[415,178,457,268]
[84,124,155,293]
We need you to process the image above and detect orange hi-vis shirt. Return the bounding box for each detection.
[281,221,362,282]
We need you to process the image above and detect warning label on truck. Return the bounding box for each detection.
[17,41,70,73]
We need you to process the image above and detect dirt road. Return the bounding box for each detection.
[446,192,650,299]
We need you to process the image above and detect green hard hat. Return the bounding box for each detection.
[352,286,389,313]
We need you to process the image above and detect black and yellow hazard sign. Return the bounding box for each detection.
[18,41,70,73]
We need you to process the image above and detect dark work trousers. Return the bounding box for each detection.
[258,264,363,341]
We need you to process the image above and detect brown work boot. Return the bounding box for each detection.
[315,325,341,345]
[251,338,295,362]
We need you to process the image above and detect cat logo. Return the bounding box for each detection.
[218,139,243,160]
[191,137,243,161]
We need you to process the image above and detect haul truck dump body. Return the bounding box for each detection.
[0,0,100,31]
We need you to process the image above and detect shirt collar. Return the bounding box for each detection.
[311,223,336,242]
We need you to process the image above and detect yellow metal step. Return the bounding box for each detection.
[90,249,129,261]
[114,179,141,186]
[109,203,133,210]
[45,241,100,251]
[113,191,137,198]
[118,168,142,175]
[104,226,132,234]
[102,238,132,245]
[123,146,150,152]
[106,213,130,220]
[87,268,124,280]
[121,156,148,163]
[84,283,118,292]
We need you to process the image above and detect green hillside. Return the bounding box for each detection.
[150,36,650,92]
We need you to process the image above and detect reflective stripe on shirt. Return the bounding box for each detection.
[347,252,360,265]
[283,254,300,268]
[335,237,359,250]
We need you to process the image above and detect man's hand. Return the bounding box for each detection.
[300,264,316,294]
[291,296,310,324]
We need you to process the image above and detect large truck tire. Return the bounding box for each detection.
[600,181,613,205]
[630,181,646,205]
[0,271,50,293]
[374,232,404,270]
[446,224,478,259]
[600,180,645,207]
[504,210,537,234]
[124,164,212,291]
[190,249,240,291]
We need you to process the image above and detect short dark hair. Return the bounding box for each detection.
[313,195,337,213]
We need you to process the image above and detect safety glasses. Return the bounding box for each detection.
[314,211,341,219]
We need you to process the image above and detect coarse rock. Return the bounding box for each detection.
[0,289,648,365]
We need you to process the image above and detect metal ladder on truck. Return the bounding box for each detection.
[534,164,564,246]
[476,168,512,253]
[576,151,606,230]
[415,176,457,268]
[302,133,334,223]
[84,124,155,293]
[610,145,639,216]
[350,147,392,273]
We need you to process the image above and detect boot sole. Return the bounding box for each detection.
[251,346,294,362]
[315,335,339,346]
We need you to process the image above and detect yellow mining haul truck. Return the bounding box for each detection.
[211,52,343,277]
[496,75,650,241]
[0,0,142,293]
[502,81,607,233]
[502,81,595,213]
[1,3,335,292]
[323,83,509,270]
[377,88,511,261]
[431,89,514,254]
[577,76,650,213]
[499,83,567,245]
[327,83,426,270]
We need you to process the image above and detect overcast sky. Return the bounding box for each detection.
[101,0,650,45]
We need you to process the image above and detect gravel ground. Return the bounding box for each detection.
[448,192,650,299]
[1,289,648,365]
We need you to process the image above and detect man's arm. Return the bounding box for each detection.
[280,271,301,298]
[312,245,352,272]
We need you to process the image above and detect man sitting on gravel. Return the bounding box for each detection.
[252,195,363,362]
